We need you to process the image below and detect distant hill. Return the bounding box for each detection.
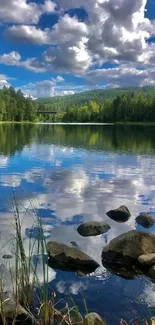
[37,86,155,112]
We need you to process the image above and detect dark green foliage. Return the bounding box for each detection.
[37,86,155,111]
[1,85,155,123]
[0,86,37,121]
[62,91,155,123]
[37,86,155,123]
[37,88,131,111]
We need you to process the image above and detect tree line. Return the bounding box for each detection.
[0,86,37,121]
[63,92,155,123]
[37,86,155,112]
[1,86,155,122]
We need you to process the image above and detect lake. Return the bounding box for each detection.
[0,123,155,324]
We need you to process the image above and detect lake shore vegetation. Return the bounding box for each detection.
[1,86,155,123]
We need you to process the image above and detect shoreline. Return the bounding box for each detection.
[1,121,155,126]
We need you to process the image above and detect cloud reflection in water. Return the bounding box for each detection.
[0,128,155,321]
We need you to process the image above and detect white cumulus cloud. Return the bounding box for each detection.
[0,74,12,88]
[19,78,77,98]
[1,0,155,88]
[0,0,56,24]
[85,64,155,88]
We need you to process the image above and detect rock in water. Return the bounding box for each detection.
[102,230,155,260]
[0,298,33,325]
[47,241,99,273]
[77,221,110,237]
[55,308,83,325]
[106,205,130,222]
[136,213,154,228]
[102,230,155,279]
[138,253,155,266]
[70,241,81,249]
[83,313,106,325]
[2,255,13,260]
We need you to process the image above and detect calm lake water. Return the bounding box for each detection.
[0,123,155,324]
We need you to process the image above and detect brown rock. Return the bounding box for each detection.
[83,313,106,325]
[102,230,155,280]
[138,253,155,266]
[47,241,99,273]
[55,308,83,325]
[102,230,155,260]
[0,298,33,325]
[77,221,110,237]
[2,298,28,319]
[136,213,154,228]
[106,206,130,223]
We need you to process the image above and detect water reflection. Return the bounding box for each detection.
[0,124,155,323]
[0,123,155,156]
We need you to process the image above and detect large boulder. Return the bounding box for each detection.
[83,313,106,325]
[102,230,155,279]
[106,206,130,223]
[102,230,155,259]
[136,213,154,228]
[77,221,110,237]
[47,241,99,274]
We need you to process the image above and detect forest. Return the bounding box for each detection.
[37,86,155,112]
[63,92,155,123]
[0,86,37,121]
[1,85,155,123]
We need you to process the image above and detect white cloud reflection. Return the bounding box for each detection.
[0,156,8,168]
[0,143,155,307]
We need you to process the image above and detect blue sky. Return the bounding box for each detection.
[0,0,155,98]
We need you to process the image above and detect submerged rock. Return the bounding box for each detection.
[83,313,106,325]
[70,241,81,249]
[106,205,130,223]
[136,213,154,228]
[77,221,110,237]
[47,241,99,274]
[102,230,155,280]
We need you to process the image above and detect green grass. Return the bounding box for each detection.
[0,195,86,325]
